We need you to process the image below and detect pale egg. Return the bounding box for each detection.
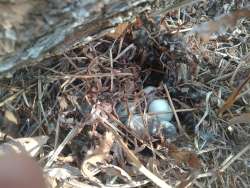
[116,101,137,123]
[143,86,156,95]
[143,86,156,104]
[148,99,173,121]
[127,114,147,136]
[160,120,177,139]
[149,119,177,139]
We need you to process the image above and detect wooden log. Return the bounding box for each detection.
[0,0,201,76]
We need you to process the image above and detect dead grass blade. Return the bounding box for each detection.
[219,144,250,172]
[45,125,83,168]
[98,115,172,188]
[218,73,250,115]
[163,84,191,140]
[0,90,23,107]
[229,113,250,124]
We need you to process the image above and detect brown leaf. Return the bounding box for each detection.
[106,22,129,39]
[229,113,250,124]
[168,144,202,169]
[219,73,250,115]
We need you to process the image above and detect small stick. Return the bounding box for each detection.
[53,72,133,79]
[99,116,172,188]
[109,49,114,91]
[220,144,250,172]
[163,84,191,140]
[45,124,83,168]
[195,92,213,135]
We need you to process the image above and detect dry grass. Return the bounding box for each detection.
[0,1,250,187]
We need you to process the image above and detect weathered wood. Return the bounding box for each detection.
[0,0,200,76]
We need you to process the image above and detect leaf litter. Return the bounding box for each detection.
[0,1,250,188]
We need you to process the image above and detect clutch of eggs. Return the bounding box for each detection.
[127,114,177,139]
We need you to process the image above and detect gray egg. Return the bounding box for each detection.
[116,101,137,123]
[148,118,177,139]
[160,121,177,139]
[127,114,147,136]
[143,86,156,95]
[148,99,173,121]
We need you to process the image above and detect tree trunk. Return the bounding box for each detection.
[0,0,200,76]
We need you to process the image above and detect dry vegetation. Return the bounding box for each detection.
[0,1,250,188]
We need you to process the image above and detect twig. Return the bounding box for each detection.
[98,116,172,188]
[195,91,213,135]
[114,44,136,61]
[53,72,133,79]
[0,90,23,107]
[110,49,114,91]
[38,73,49,130]
[218,72,250,115]
[45,124,83,168]
[163,84,191,140]
[220,144,250,172]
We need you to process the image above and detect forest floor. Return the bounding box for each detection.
[0,0,249,187]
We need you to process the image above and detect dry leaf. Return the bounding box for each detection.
[4,110,18,124]
[81,132,114,178]
[168,144,202,169]
[106,22,129,39]
[219,73,250,115]
[58,96,68,111]
[192,8,250,41]
[229,113,250,124]
[0,135,49,157]
[46,166,81,180]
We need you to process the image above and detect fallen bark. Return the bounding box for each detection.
[0,0,201,76]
